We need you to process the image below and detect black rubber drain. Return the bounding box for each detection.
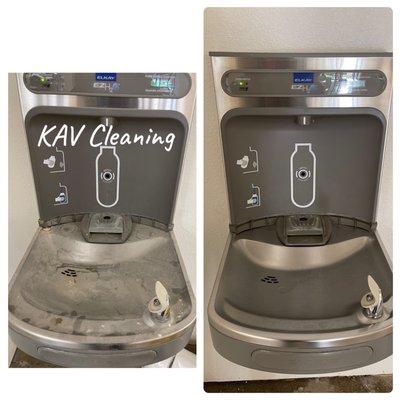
[60,268,78,277]
[261,275,279,284]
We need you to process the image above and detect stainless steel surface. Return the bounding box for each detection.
[9,223,195,350]
[17,73,196,125]
[211,55,392,121]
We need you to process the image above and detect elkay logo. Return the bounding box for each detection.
[95,73,117,81]
[293,72,314,84]
[94,73,119,92]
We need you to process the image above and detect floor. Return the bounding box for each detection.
[10,349,58,368]
[204,375,392,393]
[10,347,391,392]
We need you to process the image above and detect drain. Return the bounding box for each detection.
[60,267,78,277]
[58,264,112,278]
[261,275,279,284]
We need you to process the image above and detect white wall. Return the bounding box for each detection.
[204,7,392,382]
[8,74,39,363]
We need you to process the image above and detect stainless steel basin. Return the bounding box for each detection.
[209,222,392,373]
[9,222,195,367]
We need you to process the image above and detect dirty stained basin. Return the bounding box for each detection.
[208,222,392,374]
[9,222,195,367]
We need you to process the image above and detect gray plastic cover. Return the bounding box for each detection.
[37,347,157,368]
[222,108,386,225]
[25,107,188,227]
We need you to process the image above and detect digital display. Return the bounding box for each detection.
[293,72,314,84]
[95,73,117,81]
[341,73,366,88]
[150,76,174,89]
[351,80,366,88]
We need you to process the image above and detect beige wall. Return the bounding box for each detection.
[8,74,39,362]
[204,7,392,381]
[8,74,39,275]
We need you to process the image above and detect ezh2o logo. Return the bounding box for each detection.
[93,73,120,93]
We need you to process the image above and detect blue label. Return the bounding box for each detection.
[95,73,117,81]
[293,72,314,84]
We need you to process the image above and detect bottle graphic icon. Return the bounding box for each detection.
[96,146,120,208]
[290,143,316,208]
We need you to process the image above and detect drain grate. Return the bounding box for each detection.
[261,275,279,284]
[60,267,78,277]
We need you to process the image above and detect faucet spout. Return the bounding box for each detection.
[361,275,384,319]
[148,281,171,322]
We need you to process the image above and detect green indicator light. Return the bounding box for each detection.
[39,76,46,84]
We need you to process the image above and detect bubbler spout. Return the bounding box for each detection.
[361,275,384,319]
[148,281,171,322]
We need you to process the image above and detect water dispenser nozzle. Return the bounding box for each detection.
[148,281,170,322]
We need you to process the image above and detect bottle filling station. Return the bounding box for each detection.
[208,53,392,374]
[9,73,196,367]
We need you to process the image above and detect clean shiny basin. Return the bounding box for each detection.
[209,221,392,373]
[9,222,195,367]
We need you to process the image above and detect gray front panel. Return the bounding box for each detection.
[222,108,385,225]
[210,325,392,374]
[26,107,187,226]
